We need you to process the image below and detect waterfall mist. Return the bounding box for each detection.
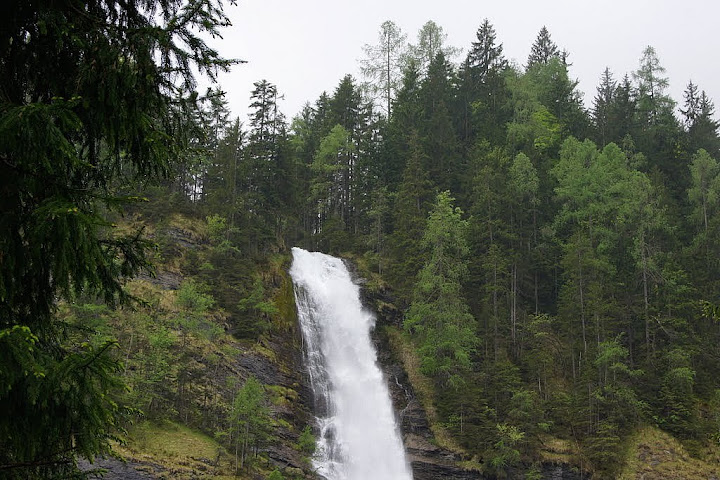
[290,247,413,480]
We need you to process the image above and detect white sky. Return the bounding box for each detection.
[208,0,719,123]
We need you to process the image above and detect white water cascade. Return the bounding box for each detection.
[290,247,413,480]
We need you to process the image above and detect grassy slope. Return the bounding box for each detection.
[93,210,311,479]
[619,426,720,480]
[117,420,238,479]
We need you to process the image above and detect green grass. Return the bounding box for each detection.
[119,420,237,479]
[618,425,720,480]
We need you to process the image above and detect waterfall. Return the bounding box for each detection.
[290,247,413,480]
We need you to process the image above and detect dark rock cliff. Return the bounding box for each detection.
[370,302,485,480]
[356,265,582,480]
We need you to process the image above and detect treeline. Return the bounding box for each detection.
[181,19,720,476]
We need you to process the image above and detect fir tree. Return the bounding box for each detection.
[526,26,559,68]
[0,0,235,476]
[405,191,476,387]
[592,68,616,146]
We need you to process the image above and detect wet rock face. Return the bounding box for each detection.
[78,458,157,479]
[364,281,582,480]
[370,309,484,480]
[539,464,583,480]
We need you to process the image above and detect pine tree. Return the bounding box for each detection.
[526,26,559,69]
[592,68,616,146]
[405,192,476,387]
[0,0,234,476]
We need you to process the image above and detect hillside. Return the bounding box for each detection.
[3,2,720,479]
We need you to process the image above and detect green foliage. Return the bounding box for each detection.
[6,7,720,476]
[405,192,476,384]
[206,214,228,243]
[231,375,272,471]
[387,133,434,300]
[268,469,285,480]
[177,281,215,314]
[488,423,525,478]
[0,0,235,474]
[297,425,316,455]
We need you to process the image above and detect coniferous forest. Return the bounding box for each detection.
[3,1,720,479]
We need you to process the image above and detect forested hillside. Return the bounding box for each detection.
[190,20,720,478]
[2,1,720,478]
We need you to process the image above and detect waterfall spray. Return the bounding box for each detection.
[290,247,413,480]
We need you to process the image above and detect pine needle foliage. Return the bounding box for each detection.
[0,0,236,476]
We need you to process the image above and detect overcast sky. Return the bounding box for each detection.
[208,0,719,123]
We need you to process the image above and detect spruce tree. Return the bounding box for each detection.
[526,26,559,69]
[457,19,510,147]
[387,133,434,301]
[419,52,460,193]
[592,68,616,146]
[607,75,637,145]
[682,83,720,157]
[0,1,234,476]
[405,191,476,387]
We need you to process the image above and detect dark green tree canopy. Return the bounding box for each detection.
[0,0,235,476]
[526,26,559,69]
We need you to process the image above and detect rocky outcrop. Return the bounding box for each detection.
[362,275,582,480]
[353,268,484,480]
[373,317,484,480]
[241,333,315,473]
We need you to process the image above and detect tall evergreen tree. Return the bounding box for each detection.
[526,26,559,68]
[682,82,720,157]
[405,191,476,387]
[466,145,513,359]
[244,80,293,251]
[606,75,637,145]
[457,19,510,147]
[592,68,616,146]
[0,0,234,476]
[383,61,423,190]
[468,19,506,83]
[419,52,460,193]
[387,133,434,301]
[687,149,720,289]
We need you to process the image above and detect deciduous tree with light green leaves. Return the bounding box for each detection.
[231,375,271,472]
